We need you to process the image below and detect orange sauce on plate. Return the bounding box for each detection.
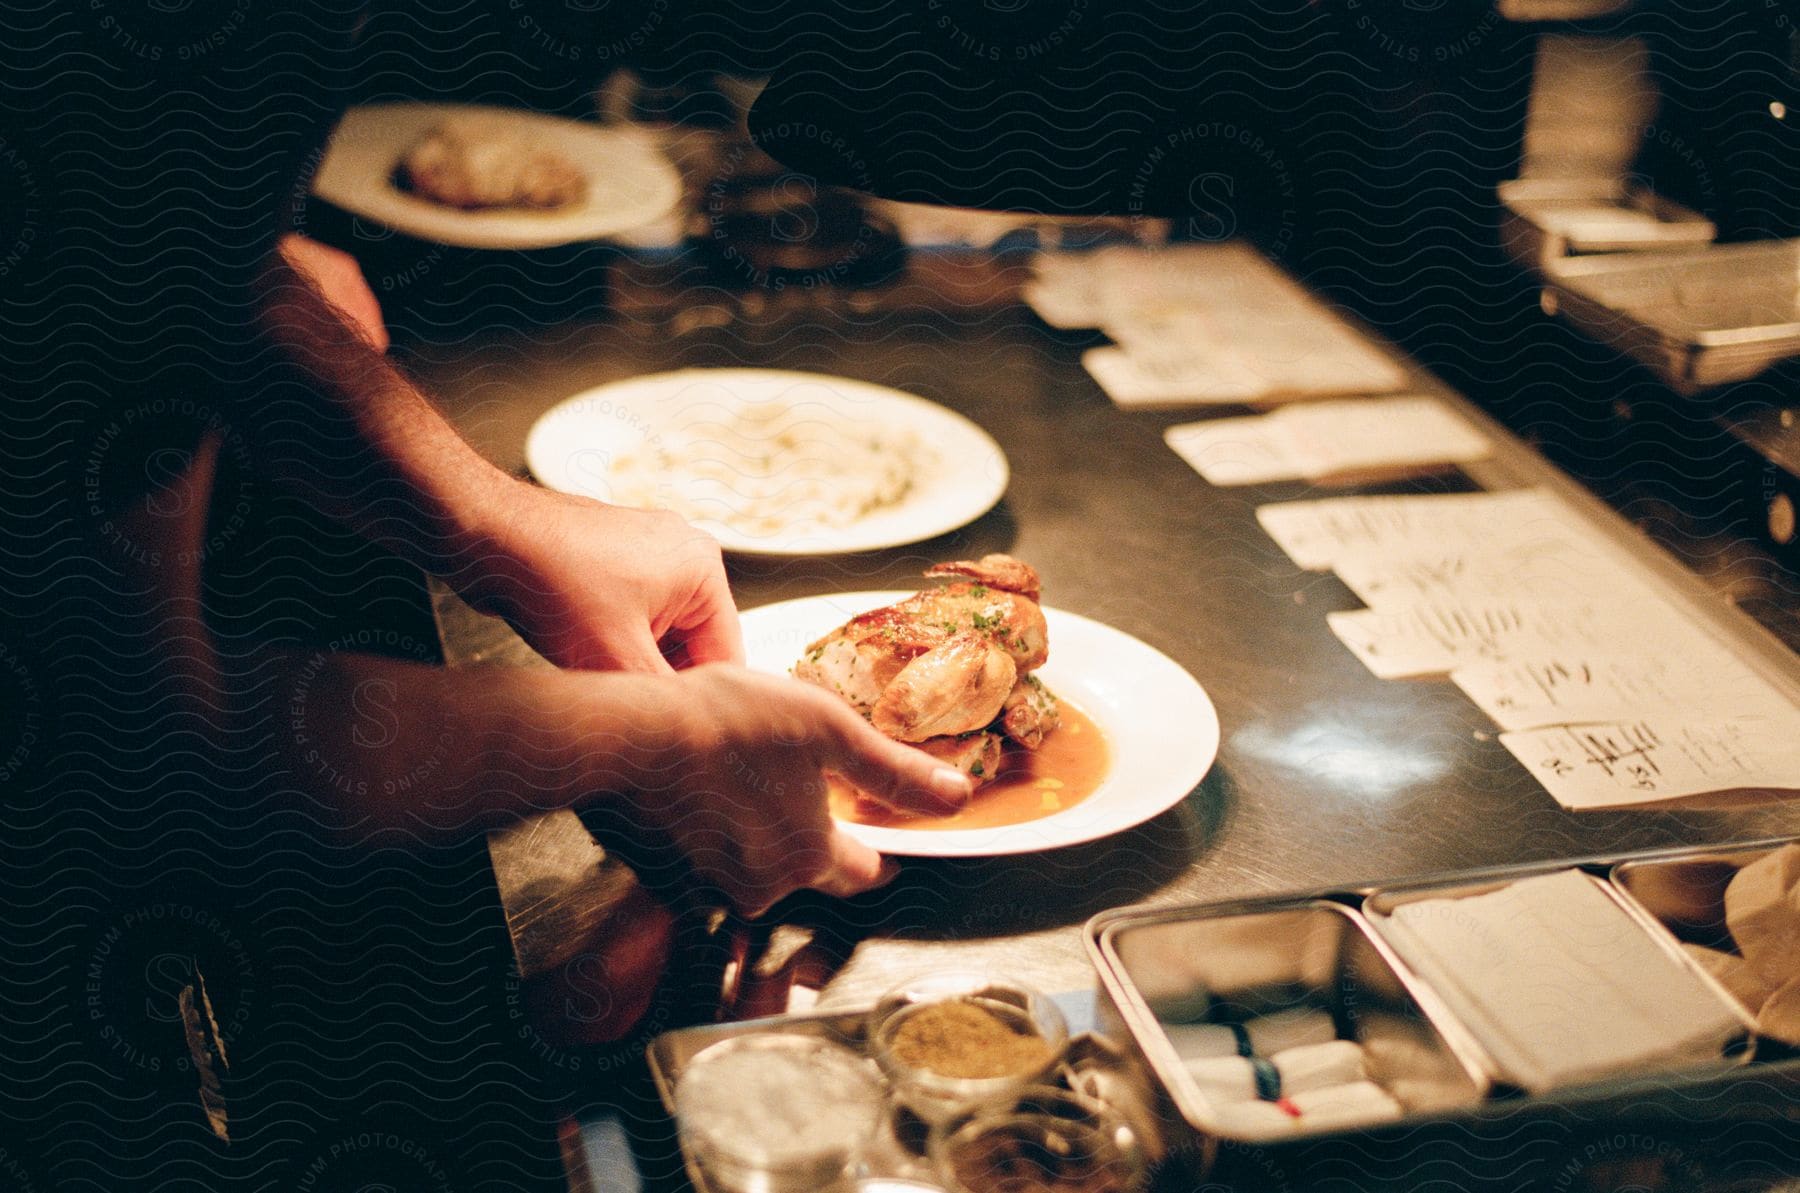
[830,702,1110,831]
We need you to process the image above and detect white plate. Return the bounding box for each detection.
[742,591,1220,857]
[310,103,682,249]
[524,369,1010,556]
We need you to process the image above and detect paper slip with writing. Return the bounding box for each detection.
[1166,396,1491,486]
[1025,242,1276,330]
[1029,244,1407,406]
[1453,645,1794,731]
[1107,305,1406,401]
[1256,489,1574,572]
[1501,713,1800,810]
[1324,599,1664,679]
[1084,343,1271,407]
[1329,533,1648,610]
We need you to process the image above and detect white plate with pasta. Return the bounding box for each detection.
[524,369,1010,555]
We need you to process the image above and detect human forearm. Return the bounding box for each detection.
[273,650,970,908]
[253,248,519,585]
[279,651,674,837]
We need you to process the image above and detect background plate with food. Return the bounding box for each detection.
[310,103,682,249]
[742,560,1219,856]
[524,369,1010,555]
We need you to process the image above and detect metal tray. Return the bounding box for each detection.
[1543,239,1800,394]
[1500,177,1715,275]
[646,841,1799,1190]
[646,1005,1165,1192]
[1084,844,1800,1182]
[1089,897,1489,1154]
[1611,839,1784,948]
[1610,837,1798,1040]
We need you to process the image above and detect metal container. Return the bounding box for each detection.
[1542,239,1800,394]
[1085,850,1800,1183]
[1609,836,1797,1036]
[1612,841,1784,943]
[648,1004,1158,1193]
[1087,897,1490,1160]
[1499,177,1716,276]
[652,845,1800,1190]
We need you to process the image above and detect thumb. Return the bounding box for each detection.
[820,708,974,817]
[806,825,900,900]
[669,579,745,668]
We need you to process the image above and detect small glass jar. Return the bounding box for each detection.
[868,972,1069,1126]
[930,1087,1149,1193]
[675,1033,886,1193]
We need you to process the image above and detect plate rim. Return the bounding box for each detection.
[311,101,683,249]
[739,589,1220,856]
[522,368,1011,557]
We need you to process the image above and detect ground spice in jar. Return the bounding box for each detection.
[889,998,1053,1080]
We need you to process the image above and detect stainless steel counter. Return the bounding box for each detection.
[411,274,1800,1030]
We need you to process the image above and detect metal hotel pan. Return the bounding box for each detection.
[1086,896,1492,1176]
[1543,239,1800,394]
[1499,176,1715,276]
[1609,836,1799,1038]
[1086,851,1800,1184]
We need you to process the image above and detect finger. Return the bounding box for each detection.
[671,575,745,668]
[673,605,745,668]
[820,710,974,816]
[806,826,899,900]
[566,623,674,675]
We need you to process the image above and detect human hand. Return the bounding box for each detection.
[276,233,389,353]
[458,482,742,673]
[615,665,974,916]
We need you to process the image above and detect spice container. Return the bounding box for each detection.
[674,1033,887,1193]
[869,972,1069,1125]
[930,1087,1148,1193]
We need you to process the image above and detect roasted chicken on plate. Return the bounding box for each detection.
[794,555,1061,784]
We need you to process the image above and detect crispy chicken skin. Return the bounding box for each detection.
[796,555,1060,787]
[1001,675,1062,751]
[924,554,1041,603]
[871,632,1017,743]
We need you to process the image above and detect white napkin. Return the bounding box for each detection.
[1209,1081,1404,1137]
[1725,844,1800,990]
[1162,1008,1337,1062]
[1183,1039,1368,1105]
[1381,869,1744,1092]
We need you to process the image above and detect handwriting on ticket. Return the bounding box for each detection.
[1256,489,1571,571]
[1326,600,1645,679]
[1165,396,1490,487]
[1501,716,1800,810]
[1453,648,1788,731]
